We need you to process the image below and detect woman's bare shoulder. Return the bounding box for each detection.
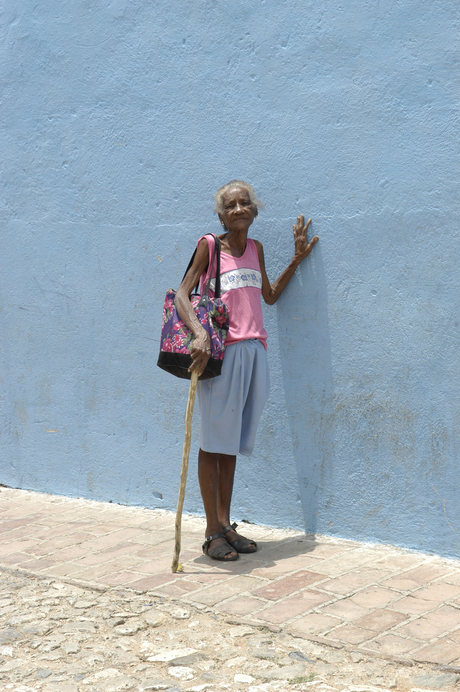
[195,237,210,255]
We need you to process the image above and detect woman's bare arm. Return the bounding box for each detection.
[256,215,318,306]
[174,239,211,376]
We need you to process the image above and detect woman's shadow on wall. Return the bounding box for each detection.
[276,244,334,536]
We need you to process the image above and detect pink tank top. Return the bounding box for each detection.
[198,235,268,349]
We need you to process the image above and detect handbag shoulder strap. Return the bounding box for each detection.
[211,236,222,298]
[182,234,222,298]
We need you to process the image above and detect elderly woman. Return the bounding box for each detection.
[175,180,318,561]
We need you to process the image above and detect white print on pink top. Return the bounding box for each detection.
[209,268,262,293]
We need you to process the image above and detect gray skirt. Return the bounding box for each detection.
[197,338,270,457]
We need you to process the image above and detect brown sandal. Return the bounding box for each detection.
[202,532,239,561]
[222,522,257,553]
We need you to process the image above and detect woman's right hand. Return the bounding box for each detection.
[189,329,211,376]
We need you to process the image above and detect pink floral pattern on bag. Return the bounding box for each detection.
[159,290,229,359]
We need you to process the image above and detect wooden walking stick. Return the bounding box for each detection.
[171,369,199,573]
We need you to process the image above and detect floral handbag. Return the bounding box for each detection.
[157,235,230,380]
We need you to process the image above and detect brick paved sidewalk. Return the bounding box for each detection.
[1,487,460,669]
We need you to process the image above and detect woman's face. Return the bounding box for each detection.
[219,186,257,233]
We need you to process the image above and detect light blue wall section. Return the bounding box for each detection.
[1,1,459,556]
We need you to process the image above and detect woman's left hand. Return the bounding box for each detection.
[293,215,319,262]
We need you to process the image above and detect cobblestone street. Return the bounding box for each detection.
[1,488,460,692]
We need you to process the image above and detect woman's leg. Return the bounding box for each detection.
[198,448,238,559]
[216,453,255,550]
[216,453,236,525]
[217,452,255,550]
[199,450,256,554]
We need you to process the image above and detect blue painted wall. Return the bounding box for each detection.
[1,1,459,557]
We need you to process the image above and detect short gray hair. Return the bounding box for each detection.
[214,180,263,215]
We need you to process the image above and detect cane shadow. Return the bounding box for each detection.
[276,244,334,536]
